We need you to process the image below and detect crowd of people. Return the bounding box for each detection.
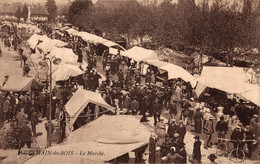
[0,22,260,163]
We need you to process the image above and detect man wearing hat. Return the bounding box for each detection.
[176,142,187,163]
[178,120,186,142]
[19,121,32,153]
[167,118,178,138]
[215,116,229,144]
[230,122,245,151]
[153,99,163,127]
[2,75,9,87]
[149,133,157,163]
[204,116,214,149]
[131,98,139,115]
[245,125,254,158]
[208,154,217,164]
[3,96,11,122]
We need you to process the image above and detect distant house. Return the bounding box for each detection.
[0,3,49,22]
[95,0,139,10]
[0,3,21,21]
[29,4,49,22]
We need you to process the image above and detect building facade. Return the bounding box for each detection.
[0,3,49,22]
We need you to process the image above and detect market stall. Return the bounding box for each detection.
[26,115,152,163]
[52,64,84,82]
[123,46,158,62]
[0,76,43,92]
[159,63,197,87]
[65,89,115,129]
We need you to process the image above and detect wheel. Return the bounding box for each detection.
[2,136,17,149]
[216,142,227,156]
[229,149,245,163]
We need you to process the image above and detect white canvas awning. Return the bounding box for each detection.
[46,48,78,64]
[27,34,49,49]
[159,63,197,87]
[197,66,252,95]
[65,89,115,128]
[65,28,79,36]
[76,32,104,44]
[123,46,158,62]
[26,115,153,163]
[236,85,260,107]
[52,64,84,82]
[0,76,43,92]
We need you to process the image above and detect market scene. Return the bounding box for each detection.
[0,0,260,163]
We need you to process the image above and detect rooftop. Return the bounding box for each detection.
[0,3,49,16]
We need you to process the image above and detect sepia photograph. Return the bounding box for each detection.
[0,0,259,163]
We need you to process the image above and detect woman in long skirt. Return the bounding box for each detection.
[194,108,203,133]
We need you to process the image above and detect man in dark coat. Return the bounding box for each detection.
[245,125,254,158]
[149,133,157,163]
[131,98,139,115]
[176,143,187,163]
[153,99,162,127]
[178,120,186,142]
[167,118,178,138]
[192,135,201,162]
[3,96,11,122]
[19,121,32,153]
[38,92,47,118]
[230,123,245,150]
[30,108,38,137]
[215,116,229,143]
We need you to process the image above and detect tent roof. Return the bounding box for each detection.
[76,32,104,44]
[36,39,67,54]
[52,64,84,82]
[198,66,251,94]
[146,59,169,68]
[65,89,115,127]
[27,34,49,49]
[26,115,152,163]
[0,76,43,92]
[65,28,79,36]
[123,46,158,62]
[67,115,152,144]
[236,85,260,107]
[159,63,197,87]
[47,48,78,64]
[59,26,70,31]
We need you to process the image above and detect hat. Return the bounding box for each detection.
[150,133,157,138]
[156,146,161,151]
[174,133,179,137]
[170,147,176,152]
[208,154,217,160]
[171,118,176,122]
[253,114,258,118]
[209,116,214,120]
[190,98,194,101]
[194,135,200,139]
[236,123,242,128]
[14,93,19,96]
[159,124,165,129]
[204,107,210,113]
[52,96,57,100]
